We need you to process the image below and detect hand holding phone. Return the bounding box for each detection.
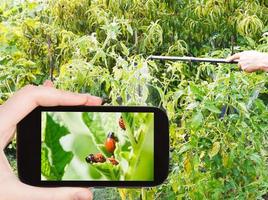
[0,81,102,200]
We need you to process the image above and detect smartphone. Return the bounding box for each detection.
[17,106,169,187]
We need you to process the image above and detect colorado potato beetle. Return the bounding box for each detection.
[105,132,117,153]
[119,116,126,130]
[85,153,106,164]
[108,156,119,166]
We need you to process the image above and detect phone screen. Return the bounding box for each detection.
[41,112,154,181]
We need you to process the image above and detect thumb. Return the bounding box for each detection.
[226,53,240,62]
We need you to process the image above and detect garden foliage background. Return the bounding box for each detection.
[1,0,268,199]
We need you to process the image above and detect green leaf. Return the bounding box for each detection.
[191,111,203,130]
[186,102,199,110]
[189,82,204,99]
[91,162,120,180]
[120,42,129,56]
[82,112,107,152]
[41,146,57,180]
[208,142,221,158]
[178,143,192,155]
[204,101,221,114]
[254,99,266,111]
[126,24,133,36]
[41,113,73,180]
[249,153,261,164]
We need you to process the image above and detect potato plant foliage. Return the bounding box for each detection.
[1,0,268,199]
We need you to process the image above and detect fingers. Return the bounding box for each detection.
[238,62,261,73]
[243,66,261,73]
[226,53,240,62]
[263,67,268,72]
[0,84,102,129]
[228,53,258,72]
[227,51,268,72]
[43,80,54,87]
[237,57,263,72]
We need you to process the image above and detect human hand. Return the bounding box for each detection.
[0,80,102,200]
[227,50,268,73]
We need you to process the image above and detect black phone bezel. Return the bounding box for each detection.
[17,106,169,187]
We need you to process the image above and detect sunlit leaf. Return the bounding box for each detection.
[41,114,73,180]
[209,142,221,158]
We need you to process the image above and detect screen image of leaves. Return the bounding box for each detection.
[41,112,154,181]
